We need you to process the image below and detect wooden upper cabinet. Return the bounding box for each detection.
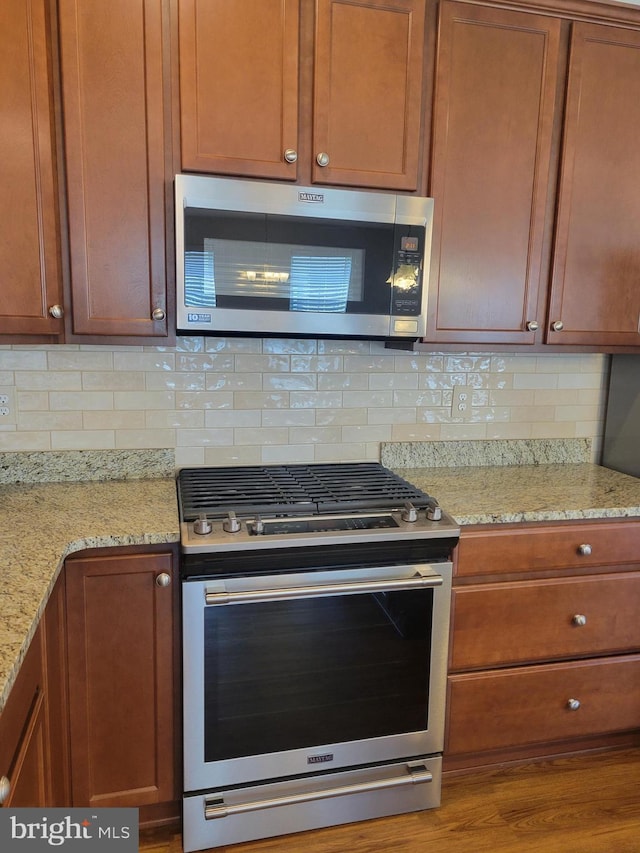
[312,0,425,190]
[0,0,63,337]
[179,0,300,180]
[548,22,640,347]
[178,0,425,190]
[426,1,561,344]
[58,0,171,340]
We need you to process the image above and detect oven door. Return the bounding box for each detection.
[183,561,452,792]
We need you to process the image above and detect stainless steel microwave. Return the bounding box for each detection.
[175,175,433,340]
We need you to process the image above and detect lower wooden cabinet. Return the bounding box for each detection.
[447,655,640,756]
[0,626,51,808]
[446,520,640,769]
[65,548,178,810]
[0,546,179,819]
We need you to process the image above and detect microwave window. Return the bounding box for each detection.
[186,239,364,313]
[184,209,400,315]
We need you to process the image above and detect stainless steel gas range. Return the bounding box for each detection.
[177,462,459,852]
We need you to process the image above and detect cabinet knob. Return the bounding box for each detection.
[526,320,539,332]
[155,572,171,587]
[283,148,298,163]
[551,320,564,332]
[566,698,581,711]
[152,307,166,321]
[0,775,10,804]
[572,614,587,627]
[316,152,330,167]
[48,304,64,319]
[577,543,592,556]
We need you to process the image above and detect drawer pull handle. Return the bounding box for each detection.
[567,698,581,711]
[577,543,592,556]
[572,614,587,627]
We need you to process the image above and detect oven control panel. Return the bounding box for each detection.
[181,508,460,553]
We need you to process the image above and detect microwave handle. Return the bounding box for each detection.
[204,571,443,606]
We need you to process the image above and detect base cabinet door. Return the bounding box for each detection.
[0,627,51,808]
[65,550,176,808]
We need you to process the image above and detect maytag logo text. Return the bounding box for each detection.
[298,191,324,203]
[0,808,138,851]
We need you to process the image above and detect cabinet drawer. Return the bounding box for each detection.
[451,572,640,670]
[456,520,640,578]
[446,654,640,756]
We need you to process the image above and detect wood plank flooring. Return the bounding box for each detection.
[140,748,640,853]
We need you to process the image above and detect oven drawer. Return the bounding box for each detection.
[446,654,640,756]
[450,572,640,670]
[183,758,441,851]
[456,519,640,578]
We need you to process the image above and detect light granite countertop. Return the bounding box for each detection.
[392,463,640,526]
[2,442,640,717]
[0,477,179,713]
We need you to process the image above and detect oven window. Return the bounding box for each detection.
[184,209,402,315]
[203,589,434,761]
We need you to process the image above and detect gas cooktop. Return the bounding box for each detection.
[177,462,459,554]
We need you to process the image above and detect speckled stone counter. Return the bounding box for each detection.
[0,477,179,713]
[392,463,640,526]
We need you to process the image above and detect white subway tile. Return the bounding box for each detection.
[82,371,145,391]
[115,429,176,449]
[234,427,289,445]
[50,391,114,411]
[49,351,114,371]
[114,391,175,410]
[51,430,115,449]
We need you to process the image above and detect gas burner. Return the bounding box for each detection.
[177,462,458,555]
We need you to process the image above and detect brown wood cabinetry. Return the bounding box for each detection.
[1,0,174,345]
[178,0,426,191]
[58,0,173,342]
[548,23,640,347]
[0,572,70,809]
[0,627,51,807]
[0,0,64,339]
[446,519,640,769]
[427,0,640,349]
[427,1,560,345]
[65,549,177,810]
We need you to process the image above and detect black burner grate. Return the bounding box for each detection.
[177,462,435,520]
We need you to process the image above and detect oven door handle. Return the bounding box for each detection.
[204,571,443,605]
[204,762,433,819]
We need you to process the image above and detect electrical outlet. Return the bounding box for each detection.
[0,386,17,425]
[451,385,472,420]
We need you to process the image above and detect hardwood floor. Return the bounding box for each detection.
[140,748,640,852]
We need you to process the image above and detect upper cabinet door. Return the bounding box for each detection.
[426,1,561,344]
[58,0,170,339]
[312,0,425,190]
[178,0,300,180]
[0,0,63,337]
[548,23,640,347]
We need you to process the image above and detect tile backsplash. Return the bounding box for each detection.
[0,338,609,467]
